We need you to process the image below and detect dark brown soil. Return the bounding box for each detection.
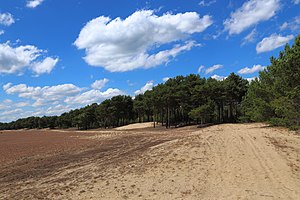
[0,127,195,200]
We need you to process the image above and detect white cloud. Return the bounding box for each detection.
[45,104,72,116]
[15,102,30,107]
[0,103,75,122]
[1,83,126,122]
[280,22,289,31]
[162,77,170,82]
[280,16,300,31]
[134,81,154,95]
[242,29,257,45]
[256,34,294,53]
[205,64,223,74]
[74,10,212,72]
[4,83,82,106]
[3,99,13,104]
[2,109,23,116]
[0,104,10,110]
[224,0,280,35]
[31,57,58,75]
[26,0,44,8]
[211,74,226,81]
[0,42,58,75]
[1,100,30,109]
[0,13,15,26]
[3,80,125,114]
[65,88,124,105]
[246,77,257,82]
[238,64,265,74]
[198,65,205,74]
[292,0,300,4]
[0,30,4,35]
[3,83,12,90]
[199,0,216,7]
[91,78,109,90]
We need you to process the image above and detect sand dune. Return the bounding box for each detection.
[114,122,157,130]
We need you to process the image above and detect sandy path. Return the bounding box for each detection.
[71,124,300,200]
[199,124,300,199]
[0,124,299,199]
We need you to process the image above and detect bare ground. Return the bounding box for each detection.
[0,123,299,200]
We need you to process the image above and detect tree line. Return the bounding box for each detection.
[241,35,300,130]
[0,73,248,130]
[1,35,299,130]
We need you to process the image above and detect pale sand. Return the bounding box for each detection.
[73,124,300,199]
[1,123,299,200]
[114,122,157,130]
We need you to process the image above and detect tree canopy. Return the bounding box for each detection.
[242,35,300,129]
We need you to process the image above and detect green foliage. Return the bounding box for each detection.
[242,34,300,129]
[0,74,248,129]
[189,100,215,124]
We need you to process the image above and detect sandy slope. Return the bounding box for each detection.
[0,124,299,200]
[114,122,156,130]
[73,124,300,200]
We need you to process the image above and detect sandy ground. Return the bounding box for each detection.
[114,122,156,130]
[0,123,299,200]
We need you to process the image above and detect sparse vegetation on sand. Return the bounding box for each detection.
[0,123,299,199]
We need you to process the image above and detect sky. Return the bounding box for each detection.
[0,0,299,122]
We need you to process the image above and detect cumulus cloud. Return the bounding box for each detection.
[0,103,74,122]
[15,102,30,107]
[74,10,212,72]
[44,104,72,116]
[3,80,125,112]
[91,78,109,90]
[134,81,154,95]
[1,80,126,121]
[0,42,58,75]
[3,83,12,90]
[256,34,294,53]
[0,13,15,26]
[26,0,44,8]
[0,30,4,35]
[224,0,280,35]
[2,109,23,116]
[238,64,265,74]
[65,88,124,105]
[31,57,58,75]
[4,83,82,106]
[0,103,10,110]
[205,64,223,74]
[211,74,226,81]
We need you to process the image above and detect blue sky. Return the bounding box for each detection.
[0,0,299,122]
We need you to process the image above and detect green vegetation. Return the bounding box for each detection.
[241,35,300,130]
[1,35,299,130]
[0,73,248,130]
